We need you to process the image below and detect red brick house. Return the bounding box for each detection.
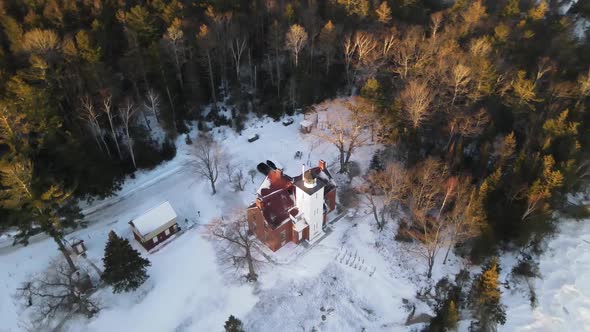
[247,160,337,252]
[129,201,181,251]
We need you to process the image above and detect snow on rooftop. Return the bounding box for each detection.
[131,201,177,237]
[257,176,271,195]
[300,120,313,127]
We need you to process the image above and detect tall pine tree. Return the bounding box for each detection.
[102,231,151,293]
[224,315,245,332]
[468,258,506,331]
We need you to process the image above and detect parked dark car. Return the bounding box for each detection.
[248,134,259,142]
[282,118,294,126]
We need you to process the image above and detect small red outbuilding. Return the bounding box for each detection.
[129,201,180,251]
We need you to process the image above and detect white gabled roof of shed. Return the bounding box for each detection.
[132,201,177,237]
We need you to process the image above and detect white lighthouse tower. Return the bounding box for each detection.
[295,165,325,242]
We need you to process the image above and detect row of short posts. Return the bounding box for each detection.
[335,248,376,277]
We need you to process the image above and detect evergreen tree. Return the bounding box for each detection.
[101,231,151,293]
[468,258,506,331]
[444,300,459,330]
[224,315,245,332]
[369,150,384,171]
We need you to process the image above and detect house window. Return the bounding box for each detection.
[153,236,159,244]
[280,230,286,243]
[165,229,170,236]
[252,222,257,232]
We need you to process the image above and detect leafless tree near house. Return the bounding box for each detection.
[248,169,257,184]
[100,93,122,159]
[393,158,450,279]
[79,96,110,158]
[312,109,369,173]
[207,213,264,281]
[118,100,137,169]
[16,259,99,328]
[233,168,247,191]
[362,163,409,231]
[224,159,237,183]
[190,135,224,195]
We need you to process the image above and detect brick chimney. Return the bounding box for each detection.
[255,197,263,210]
[318,159,327,171]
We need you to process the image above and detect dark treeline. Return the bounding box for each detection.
[0,0,445,241]
[0,0,588,293]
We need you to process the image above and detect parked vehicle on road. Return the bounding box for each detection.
[248,134,259,142]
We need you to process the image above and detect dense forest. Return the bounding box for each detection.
[0,0,589,295]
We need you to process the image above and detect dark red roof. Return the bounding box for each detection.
[259,169,293,196]
[260,189,295,227]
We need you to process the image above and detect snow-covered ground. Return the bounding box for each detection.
[500,219,590,331]
[1,98,589,332]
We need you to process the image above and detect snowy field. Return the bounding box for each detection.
[500,218,590,331]
[1,98,590,332]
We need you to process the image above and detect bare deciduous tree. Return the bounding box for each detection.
[430,12,443,40]
[353,31,379,79]
[118,100,137,169]
[446,108,490,153]
[362,163,409,231]
[442,177,484,264]
[248,169,257,184]
[400,80,434,129]
[318,20,337,74]
[312,106,369,173]
[207,213,263,281]
[191,135,224,194]
[100,93,122,159]
[449,63,472,106]
[144,88,161,124]
[233,168,247,191]
[16,259,99,327]
[342,34,356,89]
[353,31,378,65]
[285,24,308,67]
[163,18,186,90]
[394,159,450,278]
[224,160,236,183]
[79,96,110,157]
[197,24,218,110]
[229,33,247,81]
[391,27,422,80]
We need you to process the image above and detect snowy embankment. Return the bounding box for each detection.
[501,219,590,331]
